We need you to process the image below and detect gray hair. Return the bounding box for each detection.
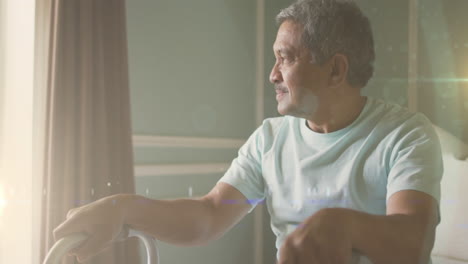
[276,0,375,88]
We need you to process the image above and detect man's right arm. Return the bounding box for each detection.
[123,182,252,246]
[53,182,251,262]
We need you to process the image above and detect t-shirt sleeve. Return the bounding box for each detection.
[218,125,266,213]
[386,114,443,204]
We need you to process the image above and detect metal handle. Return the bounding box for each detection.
[128,228,159,264]
[42,228,159,264]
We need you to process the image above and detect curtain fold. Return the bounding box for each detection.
[37,0,140,263]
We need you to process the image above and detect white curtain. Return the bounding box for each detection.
[35,0,140,263]
[0,0,35,263]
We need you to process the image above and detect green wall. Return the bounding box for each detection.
[128,0,257,139]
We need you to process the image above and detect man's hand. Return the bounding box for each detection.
[53,183,252,263]
[278,208,353,264]
[277,190,438,264]
[53,195,127,263]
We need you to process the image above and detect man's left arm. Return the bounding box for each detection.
[278,189,439,264]
[349,189,439,263]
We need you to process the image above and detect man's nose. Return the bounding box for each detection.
[269,63,282,84]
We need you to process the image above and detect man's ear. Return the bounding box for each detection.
[329,53,349,87]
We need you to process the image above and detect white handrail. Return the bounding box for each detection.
[42,227,159,264]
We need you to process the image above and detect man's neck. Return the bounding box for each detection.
[305,95,367,134]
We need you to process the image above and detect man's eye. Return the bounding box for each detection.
[283,56,293,62]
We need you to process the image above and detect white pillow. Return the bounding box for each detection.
[432,255,468,264]
[432,125,468,261]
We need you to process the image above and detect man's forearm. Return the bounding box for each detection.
[117,194,215,246]
[341,208,436,264]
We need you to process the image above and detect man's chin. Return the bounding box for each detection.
[277,106,287,116]
[277,105,306,119]
[277,105,293,117]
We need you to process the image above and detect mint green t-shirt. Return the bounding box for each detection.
[218,97,443,263]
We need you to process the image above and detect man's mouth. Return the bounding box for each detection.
[275,87,289,101]
[275,88,289,94]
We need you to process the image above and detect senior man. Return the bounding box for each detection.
[54,0,442,263]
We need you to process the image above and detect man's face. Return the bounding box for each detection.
[269,20,330,117]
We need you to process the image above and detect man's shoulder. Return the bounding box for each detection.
[367,98,436,145]
[371,97,412,118]
[369,97,431,128]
